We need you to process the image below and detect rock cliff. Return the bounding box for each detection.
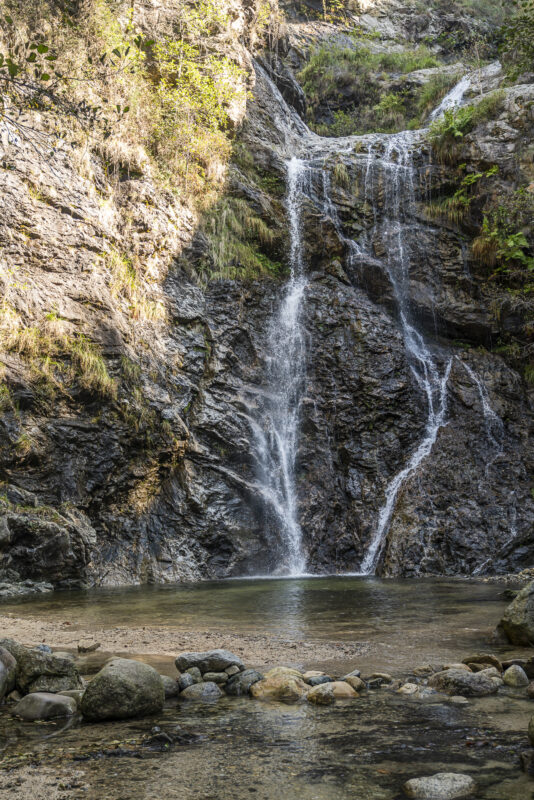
[0,0,533,592]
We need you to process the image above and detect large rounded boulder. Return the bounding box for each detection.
[81,658,164,721]
[498,581,534,645]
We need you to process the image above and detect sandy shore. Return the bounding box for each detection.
[0,613,369,673]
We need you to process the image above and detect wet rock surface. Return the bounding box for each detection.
[80,658,164,721]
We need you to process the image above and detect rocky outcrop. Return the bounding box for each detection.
[0,0,532,588]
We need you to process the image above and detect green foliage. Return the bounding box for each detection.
[199,196,285,282]
[429,91,506,163]
[426,165,499,226]
[299,42,444,136]
[501,0,534,78]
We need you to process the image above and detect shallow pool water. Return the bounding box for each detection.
[0,576,518,672]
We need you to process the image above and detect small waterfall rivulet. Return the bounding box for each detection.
[251,63,497,576]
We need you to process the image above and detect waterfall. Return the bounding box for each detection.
[251,158,308,576]
[250,64,479,576]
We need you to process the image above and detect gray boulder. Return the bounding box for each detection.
[161,675,180,698]
[428,669,499,697]
[0,638,83,693]
[58,689,84,710]
[0,647,17,701]
[203,672,228,684]
[225,669,263,697]
[498,581,534,645]
[81,658,164,721]
[175,649,244,673]
[308,675,334,687]
[180,681,223,701]
[503,664,529,687]
[13,692,77,720]
[178,673,195,691]
[404,772,476,799]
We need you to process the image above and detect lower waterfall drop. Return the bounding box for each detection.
[251,157,308,576]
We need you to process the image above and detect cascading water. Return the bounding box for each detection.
[251,62,484,576]
[250,158,308,575]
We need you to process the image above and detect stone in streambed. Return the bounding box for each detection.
[403,772,476,799]
[225,669,263,696]
[13,692,77,720]
[185,667,202,684]
[250,668,308,702]
[0,638,83,694]
[527,681,534,699]
[343,675,365,691]
[58,689,84,709]
[503,664,529,687]
[161,675,181,698]
[529,715,534,746]
[0,647,17,701]
[178,673,195,691]
[442,664,471,672]
[329,681,358,698]
[81,658,164,721]
[175,649,244,674]
[461,653,502,672]
[307,675,334,687]
[498,581,534,645]
[307,683,335,705]
[225,665,240,677]
[202,672,228,684]
[428,669,499,697]
[303,671,326,680]
[180,681,222,702]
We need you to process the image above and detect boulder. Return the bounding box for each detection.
[503,664,529,687]
[225,669,263,697]
[428,669,499,697]
[330,681,358,698]
[307,675,334,687]
[13,692,77,721]
[185,667,202,684]
[303,670,326,681]
[202,672,228,684]
[404,772,476,799]
[225,665,240,677]
[81,658,164,721]
[527,681,534,699]
[161,675,181,698]
[307,683,335,705]
[175,649,244,673]
[250,668,309,702]
[442,664,471,672]
[529,715,534,746]
[58,689,84,710]
[461,653,502,672]
[180,681,223,701]
[498,581,534,645]
[0,639,83,694]
[178,673,195,691]
[343,675,365,691]
[0,647,17,701]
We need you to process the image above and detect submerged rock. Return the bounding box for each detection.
[329,681,358,699]
[175,650,244,674]
[13,692,77,720]
[428,669,499,697]
[498,581,534,645]
[0,638,83,694]
[225,669,263,696]
[81,658,164,721]
[180,681,223,702]
[461,653,502,672]
[250,668,308,702]
[307,683,335,705]
[503,664,529,687]
[403,772,476,799]
[0,647,17,701]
